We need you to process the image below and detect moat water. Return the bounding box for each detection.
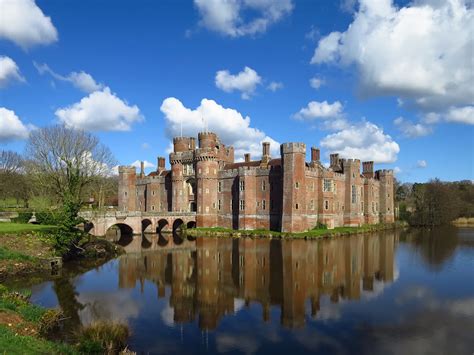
[30,227,474,354]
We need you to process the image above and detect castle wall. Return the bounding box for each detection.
[118,132,395,232]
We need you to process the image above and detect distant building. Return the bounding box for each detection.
[118,132,394,232]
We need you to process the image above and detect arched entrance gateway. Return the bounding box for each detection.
[185,178,196,212]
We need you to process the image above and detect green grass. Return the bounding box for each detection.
[0,222,57,234]
[0,247,36,262]
[191,223,401,239]
[0,326,78,354]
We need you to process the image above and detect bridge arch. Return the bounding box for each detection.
[173,219,184,232]
[156,219,170,233]
[186,221,196,229]
[84,221,95,234]
[141,219,153,233]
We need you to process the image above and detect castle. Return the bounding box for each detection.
[118,132,394,233]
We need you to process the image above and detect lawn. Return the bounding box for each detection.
[0,222,57,234]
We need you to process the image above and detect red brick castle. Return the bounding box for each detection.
[118,132,394,233]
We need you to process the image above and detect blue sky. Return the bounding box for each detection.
[0,0,473,182]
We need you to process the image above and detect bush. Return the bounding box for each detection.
[313,222,328,230]
[11,212,33,223]
[77,321,129,354]
[36,211,60,225]
[39,309,64,337]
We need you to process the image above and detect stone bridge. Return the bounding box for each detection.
[79,211,197,236]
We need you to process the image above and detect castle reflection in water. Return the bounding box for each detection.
[118,233,396,330]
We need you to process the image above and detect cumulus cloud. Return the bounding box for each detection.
[131,160,156,169]
[312,0,474,118]
[320,121,400,163]
[309,77,324,89]
[0,56,25,88]
[160,97,280,160]
[446,106,474,125]
[267,81,283,92]
[0,107,31,142]
[55,87,143,131]
[194,0,293,37]
[215,66,262,99]
[293,100,344,121]
[417,160,427,168]
[34,62,103,93]
[0,0,58,49]
[394,117,433,138]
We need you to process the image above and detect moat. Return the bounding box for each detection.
[30,227,474,354]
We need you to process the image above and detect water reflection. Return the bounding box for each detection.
[117,233,396,329]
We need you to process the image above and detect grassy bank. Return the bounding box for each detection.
[0,223,58,282]
[452,217,474,226]
[185,222,407,239]
[0,285,131,354]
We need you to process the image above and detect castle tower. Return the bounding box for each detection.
[170,137,195,212]
[281,143,307,233]
[118,166,137,212]
[377,170,395,223]
[343,159,363,226]
[196,132,219,227]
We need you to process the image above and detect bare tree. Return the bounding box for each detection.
[25,125,116,208]
[0,150,23,173]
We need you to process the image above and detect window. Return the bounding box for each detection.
[262,180,266,191]
[351,185,356,204]
[230,199,233,210]
[124,191,127,196]
[361,202,364,210]
[218,181,222,192]
[295,182,299,189]
[309,199,314,210]
[323,179,333,192]
[325,200,329,210]
[218,200,221,210]
[152,190,155,196]
[239,180,245,191]
[262,200,266,210]
[160,202,163,211]
[205,188,209,194]
[152,205,155,211]
[240,200,245,211]
[206,206,209,212]
[295,203,299,210]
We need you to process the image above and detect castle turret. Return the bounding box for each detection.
[157,156,166,174]
[330,153,342,172]
[362,161,374,179]
[195,142,218,227]
[261,142,271,165]
[173,137,195,153]
[281,143,307,233]
[198,132,218,149]
[376,169,394,223]
[343,159,363,226]
[118,166,137,212]
[170,152,185,212]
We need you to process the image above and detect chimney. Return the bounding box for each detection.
[330,153,340,170]
[362,161,374,178]
[311,147,320,163]
[244,153,251,163]
[262,142,270,157]
[157,157,166,173]
[140,161,145,178]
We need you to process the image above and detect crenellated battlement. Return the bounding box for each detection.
[281,142,306,154]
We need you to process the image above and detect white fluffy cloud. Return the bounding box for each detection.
[194,0,293,37]
[417,160,428,168]
[0,107,31,142]
[394,117,433,138]
[131,160,156,169]
[0,0,58,49]
[309,77,324,89]
[267,81,283,92]
[55,87,143,131]
[215,66,262,99]
[0,56,25,88]
[293,100,344,120]
[312,0,473,116]
[160,97,280,160]
[34,62,103,93]
[446,106,474,125]
[320,121,400,163]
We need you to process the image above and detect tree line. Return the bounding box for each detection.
[395,179,474,226]
[0,127,118,211]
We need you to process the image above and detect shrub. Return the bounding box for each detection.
[36,211,60,225]
[11,212,33,223]
[77,321,129,354]
[313,222,328,230]
[39,309,64,337]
